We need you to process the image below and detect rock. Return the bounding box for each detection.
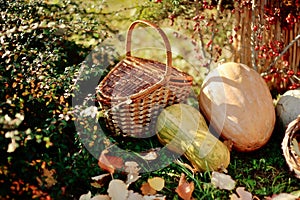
[276,89,300,129]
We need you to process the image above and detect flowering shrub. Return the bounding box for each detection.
[0,0,107,198]
[232,0,300,95]
[152,0,300,95]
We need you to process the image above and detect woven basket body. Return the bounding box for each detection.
[282,115,300,179]
[96,20,193,137]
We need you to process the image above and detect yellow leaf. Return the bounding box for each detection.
[148,177,165,191]
[12,82,17,88]
[22,90,29,96]
[59,96,64,104]
[90,182,102,188]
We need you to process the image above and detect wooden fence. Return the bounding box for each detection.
[232,0,299,73]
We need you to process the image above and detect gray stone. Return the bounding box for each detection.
[276,89,300,129]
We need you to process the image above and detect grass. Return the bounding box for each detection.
[226,124,299,197]
[93,114,299,199]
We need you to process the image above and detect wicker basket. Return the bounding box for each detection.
[96,20,193,137]
[282,115,300,179]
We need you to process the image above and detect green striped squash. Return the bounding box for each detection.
[156,104,230,172]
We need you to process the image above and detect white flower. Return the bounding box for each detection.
[7,139,19,153]
[15,113,24,121]
[80,106,98,118]
[4,114,11,123]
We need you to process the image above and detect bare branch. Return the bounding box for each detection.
[208,0,223,66]
[250,0,258,71]
[195,0,207,60]
[267,34,300,71]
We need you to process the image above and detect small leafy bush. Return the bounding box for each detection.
[0,0,108,199]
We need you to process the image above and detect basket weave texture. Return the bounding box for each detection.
[96,20,193,137]
[282,115,300,179]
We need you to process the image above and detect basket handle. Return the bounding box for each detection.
[125,20,172,82]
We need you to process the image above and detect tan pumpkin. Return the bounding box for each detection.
[198,62,275,152]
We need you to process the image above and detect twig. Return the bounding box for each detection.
[195,0,207,60]
[208,0,223,66]
[267,34,300,71]
[250,0,258,71]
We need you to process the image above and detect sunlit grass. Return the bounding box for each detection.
[101,118,299,199]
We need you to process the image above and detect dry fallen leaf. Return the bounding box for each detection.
[291,190,300,197]
[98,149,123,174]
[127,190,144,200]
[91,194,110,200]
[37,167,57,188]
[107,179,128,200]
[140,182,157,195]
[211,171,236,191]
[125,161,140,174]
[90,182,103,189]
[125,161,141,185]
[143,195,166,200]
[175,173,194,200]
[79,191,92,200]
[270,193,298,200]
[139,148,160,161]
[230,187,252,200]
[126,172,141,185]
[91,173,111,188]
[79,192,110,200]
[148,177,165,191]
[91,173,111,181]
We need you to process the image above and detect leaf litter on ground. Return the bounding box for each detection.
[82,161,166,200]
[98,149,124,174]
[211,171,236,191]
[83,153,300,200]
[175,173,195,200]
